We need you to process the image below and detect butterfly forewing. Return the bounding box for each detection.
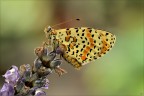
[54,27,116,68]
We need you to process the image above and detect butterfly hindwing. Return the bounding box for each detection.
[54,27,116,69]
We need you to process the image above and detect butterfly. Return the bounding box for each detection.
[44,25,116,70]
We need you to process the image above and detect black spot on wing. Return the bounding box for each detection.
[79,54,82,57]
[91,34,94,37]
[87,53,89,56]
[83,45,86,48]
[81,48,83,52]
[67,46,70,51]
[76,29,79,32]
[94,40,96,43]
[85,37,87,40]
[89,29,92,33]
[82,41,85,43]
[82,29,85,32]
[87,42,89,45]
[71,51,74,55]
[76,45,79,48]
[76,50,79,53]
[82,33,84,36]
[93,56,97,59]
[105,33,109,36]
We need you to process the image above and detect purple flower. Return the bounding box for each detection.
[50,59,62,68]
[42,78,49,89]
[33,58,42,72]
[23,64,32,81]
[0,45,62,95]
[3,65,20,85]
[35,89,46,96]
[33,78,49,89]
[0,83,15,96]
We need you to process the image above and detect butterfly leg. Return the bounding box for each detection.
[51,44,68,76]
[54,66,67,76]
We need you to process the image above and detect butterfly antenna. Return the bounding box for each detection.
[51,18,80,28]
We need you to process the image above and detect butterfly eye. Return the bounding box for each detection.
[44,26,54,47]
[44,26,52,38]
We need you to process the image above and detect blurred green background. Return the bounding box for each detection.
[0,0,143,96]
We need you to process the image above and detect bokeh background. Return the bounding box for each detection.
[0,0,143,96]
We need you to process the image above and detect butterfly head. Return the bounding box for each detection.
[44,26,52,37]
[44,26,56,47]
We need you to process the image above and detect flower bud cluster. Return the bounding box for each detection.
[0,46,65,96]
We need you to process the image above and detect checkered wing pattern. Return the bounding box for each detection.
[54,27,116,69]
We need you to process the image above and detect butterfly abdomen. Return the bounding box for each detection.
[63,52,82,69]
